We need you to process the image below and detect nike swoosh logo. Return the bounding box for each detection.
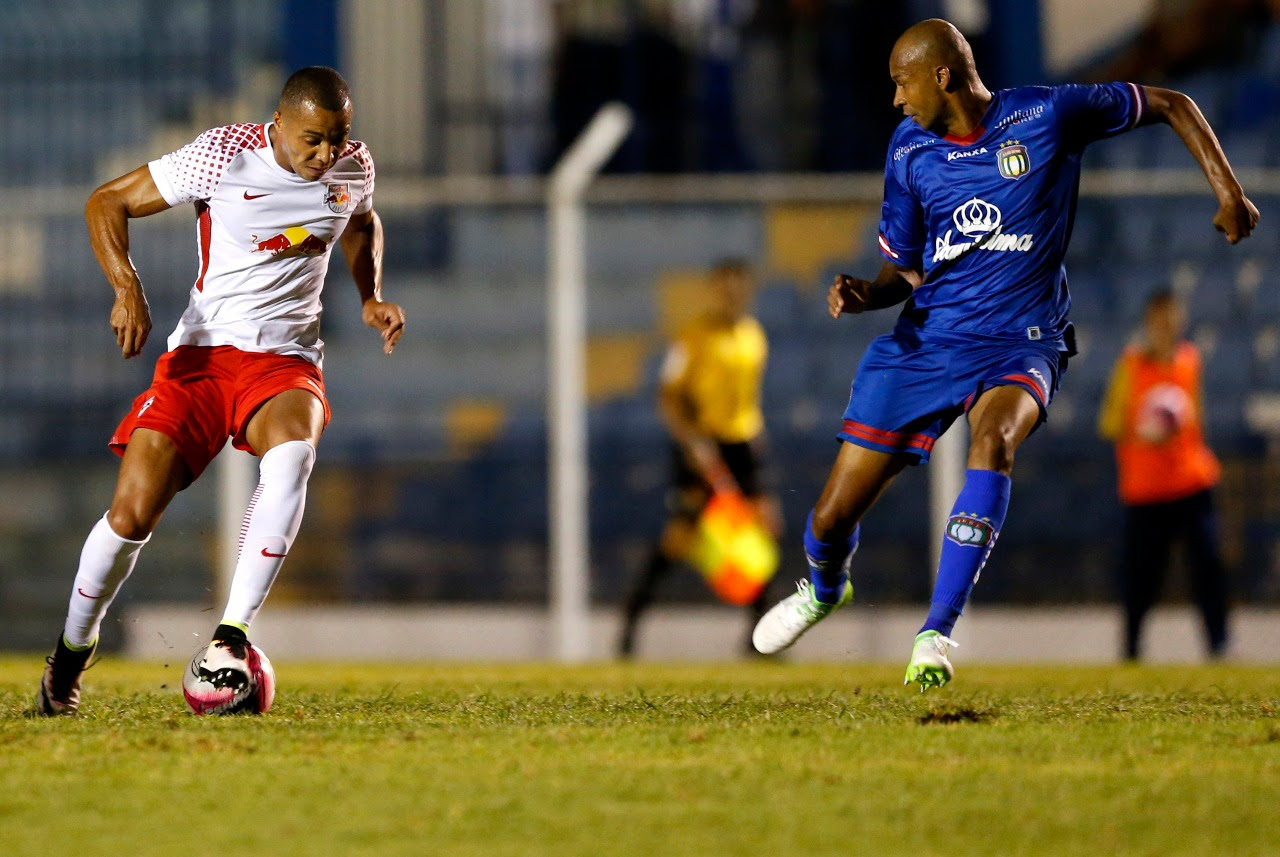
[261,547,287,558]
[77,588,104,599]
[243,191,271,200]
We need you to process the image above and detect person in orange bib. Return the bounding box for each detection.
[1097,289,1228,660]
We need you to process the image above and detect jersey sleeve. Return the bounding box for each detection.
[147,123,267,206]
[349,142,376,214]
[876,144,926,270]
[659,336,693,392]
[1052,82,1146,146]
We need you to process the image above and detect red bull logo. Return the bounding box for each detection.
[324,182,350,213]
[251,226,329,257]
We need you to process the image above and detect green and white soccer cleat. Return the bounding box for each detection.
[904,630,959,691]
[751,579,853,654]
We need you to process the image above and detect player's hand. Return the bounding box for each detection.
[362,298,406,355]
[1214,193,1260,244]
[686,437,738,495]
[828,274,874,318]
[110,284,151,358]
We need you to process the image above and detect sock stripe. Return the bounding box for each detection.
[237,483,265,558]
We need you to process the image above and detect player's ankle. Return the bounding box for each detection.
[213,622,248,642]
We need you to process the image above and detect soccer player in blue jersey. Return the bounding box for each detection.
[751,18,1258,688]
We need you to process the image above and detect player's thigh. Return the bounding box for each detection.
[812,440,912,535]
[243,388,326,454]
[965,384,1042,471]
[107,428,191,539]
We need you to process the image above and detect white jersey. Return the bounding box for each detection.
[148,122,375,366]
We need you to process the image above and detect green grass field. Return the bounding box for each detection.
[2,657,1278,856]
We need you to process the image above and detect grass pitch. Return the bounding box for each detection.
[2,658,1278,856]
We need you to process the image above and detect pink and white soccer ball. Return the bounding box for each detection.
[1136,383,1193,444]
[182,641,276,715]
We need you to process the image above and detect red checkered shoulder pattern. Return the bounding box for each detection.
[343,140,375,208]
[158,123,269,204]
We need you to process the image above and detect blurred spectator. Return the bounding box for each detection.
[1097,289,1229,660]
[486,0,555,175]
[551,0,690,172]
[672,0,755,171]
[812,0,914,170]
[1088,0,1274,83]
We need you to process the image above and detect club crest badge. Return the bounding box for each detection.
[324,182,351,213]
[946,514,994,547]
[997,140,1030,179]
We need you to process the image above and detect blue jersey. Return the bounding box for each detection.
[877,82,1147,344]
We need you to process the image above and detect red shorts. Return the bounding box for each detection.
[110,345,330,480]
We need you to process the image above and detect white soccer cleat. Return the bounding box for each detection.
[904,630,959,691]
[752,579,853,654]
[194,639,253,692]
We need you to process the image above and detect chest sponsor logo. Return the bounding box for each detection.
[997,140,1030,179]
[933,197,1035,263]
[992,105,1045,133]
[251,226,329,257]
[893,138,935,161]
[324,182,351,213]
[947,146,988,162]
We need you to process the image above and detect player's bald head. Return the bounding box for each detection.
[891,19,978,87]
[278,66,351,115]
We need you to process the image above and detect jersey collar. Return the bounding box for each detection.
[941,92,1000,146]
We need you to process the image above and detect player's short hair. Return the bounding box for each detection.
[711,258,751,278]
[279,66,351,114]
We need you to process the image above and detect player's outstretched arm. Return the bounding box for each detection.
[1142,86,1260,244]
[828,261,920,318]
[340,208,404,355]
[85,165,173,358]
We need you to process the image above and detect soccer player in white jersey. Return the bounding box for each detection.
[37,67,405,715]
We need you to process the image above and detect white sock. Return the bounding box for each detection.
[63,514,150,648]
[221,440,316,630]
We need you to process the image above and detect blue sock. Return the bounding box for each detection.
[922,469,1011,637]
[803,510,859,605]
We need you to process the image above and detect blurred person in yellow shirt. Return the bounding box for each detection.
[1098,288,1228,660]
[618,260,781,657]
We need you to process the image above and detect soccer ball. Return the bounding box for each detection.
[182,640,276,715]
[1136,382,1192,444]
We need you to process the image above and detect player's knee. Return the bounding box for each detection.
[260,439,316,486]
[106,505,157,541]
[968,427,1018,474]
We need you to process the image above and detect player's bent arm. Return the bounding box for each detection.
[85,165,172,358]
[1096,360,1130,442]
[657,385,736,494]
[340,209,404,354]
[828,261,919,318]
[1141,86,1259,243]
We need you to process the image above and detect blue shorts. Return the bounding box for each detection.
[838,325,1066,464]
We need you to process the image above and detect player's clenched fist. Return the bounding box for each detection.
[110,284,152,358]
[828,274,874,318]
[1213,194,1259,245]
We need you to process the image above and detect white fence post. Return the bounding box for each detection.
[546,103,633,661]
